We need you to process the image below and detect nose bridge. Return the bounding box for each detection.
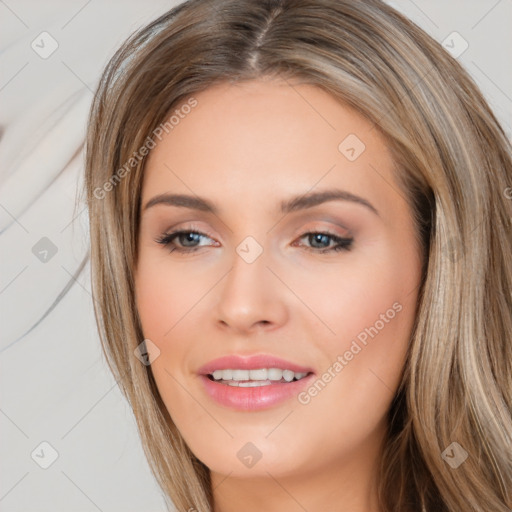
[214,236,287,331]
[222,238,270,307]
[227,238,267,291]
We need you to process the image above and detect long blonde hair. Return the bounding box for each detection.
[83,1,512,510]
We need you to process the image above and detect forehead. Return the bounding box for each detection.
[156,79,379,160]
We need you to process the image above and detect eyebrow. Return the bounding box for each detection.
[142,189,379,216]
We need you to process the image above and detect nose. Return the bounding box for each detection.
[214,248,289,334]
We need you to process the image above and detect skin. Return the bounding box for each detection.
[134,78,423,512]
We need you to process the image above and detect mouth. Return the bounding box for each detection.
[197,354,316,410]
[198,367,316,411]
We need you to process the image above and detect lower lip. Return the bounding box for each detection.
[198,374,316,411]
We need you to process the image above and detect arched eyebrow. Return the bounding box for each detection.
[142,188,379,217]
[280,189,379,216]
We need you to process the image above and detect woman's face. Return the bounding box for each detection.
[135,79,423,487]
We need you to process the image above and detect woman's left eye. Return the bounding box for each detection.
[155,230,353,254]
[295,232,353,253]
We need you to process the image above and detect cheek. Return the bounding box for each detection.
[287,242,417,346]
[134,257,213,339]
[134,262,205,434]
[279,271,416,473]
[289,244,419,413]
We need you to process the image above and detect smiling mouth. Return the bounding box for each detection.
[199,367,316,410]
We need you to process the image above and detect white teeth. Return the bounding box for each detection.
[238,380,272,387]
[249,368,267,380]
[267,368,283,381]
[282,369,295,382]
[209,368,309,384]
[232,369,250,381]
[212,369,224,380]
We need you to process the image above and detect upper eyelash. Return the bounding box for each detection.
[154,229,353,254]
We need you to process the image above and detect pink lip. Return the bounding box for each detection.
[198,374,316,411]
[197,354,315,411]
[197,354,314,375]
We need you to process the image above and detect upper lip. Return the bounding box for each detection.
[197,354,315,375]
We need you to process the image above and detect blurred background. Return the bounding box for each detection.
[0,1,510,510]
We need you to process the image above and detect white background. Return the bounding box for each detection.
[0,1,511,511]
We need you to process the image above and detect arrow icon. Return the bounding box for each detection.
[441,441,468,468]
[236,236,263,263]
[441,32,468,58]
[31,31,59,59]
[134,339,160,365]
[237,441,262,467]
[31,441,59,469]
[338,134,365,161]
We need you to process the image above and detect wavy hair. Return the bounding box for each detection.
[83,0,512,510]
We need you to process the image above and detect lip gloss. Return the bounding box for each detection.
[198,373,316,411]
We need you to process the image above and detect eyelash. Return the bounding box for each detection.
[154,227,353,254]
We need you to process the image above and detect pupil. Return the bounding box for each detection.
[181,233,199,246]
[312,233,329,248]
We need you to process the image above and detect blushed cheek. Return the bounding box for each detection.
[307,260,417,387]
[294,261,400,342]
[135,260,201,340]
[135,281,169,340]
[336,287,417,396]
[134,267,194,416]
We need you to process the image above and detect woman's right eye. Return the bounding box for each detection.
[155,230,215,253]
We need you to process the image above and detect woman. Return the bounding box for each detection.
[83,0,512,510]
